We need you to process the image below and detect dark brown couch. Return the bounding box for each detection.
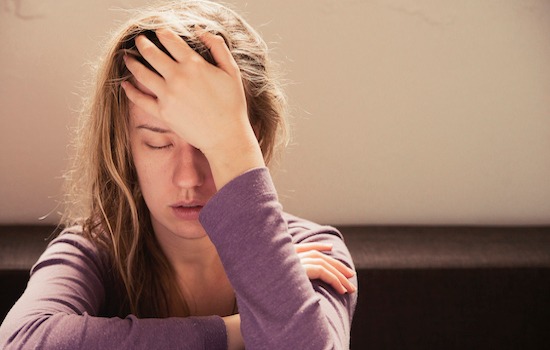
[1,225,549,349]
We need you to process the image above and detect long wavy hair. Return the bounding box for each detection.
[62,0,288,318]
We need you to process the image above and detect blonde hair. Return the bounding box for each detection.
[62,0,288,317]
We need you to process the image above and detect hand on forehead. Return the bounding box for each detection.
[127,79,164,129]
[134,79,157,98]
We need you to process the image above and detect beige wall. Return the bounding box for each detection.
[1,0,549,225]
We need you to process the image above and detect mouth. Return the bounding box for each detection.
[173,203,202,208]
[170,201,204,209]
[170,203,204,220]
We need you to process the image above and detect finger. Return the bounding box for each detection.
[123,54,166,97]
[294,242,333,254]
[121,80,159,118]
[302,257,347,283]
[298,250,355,278]
[134,34,176,78]
[304,265,348,294]
[302,258,356,293]
[156,28,195,63]
[197,31,239,76]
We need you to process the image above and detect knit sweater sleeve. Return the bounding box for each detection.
[199,167,357,349]
[0,232,228,349]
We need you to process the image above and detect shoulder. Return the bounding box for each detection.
[31,225,111,279]
[284,213,343,243]
[283,213,354,266]
[48,225,102,257]
[30,226,122,313]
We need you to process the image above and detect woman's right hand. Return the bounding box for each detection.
[122,28,265,189]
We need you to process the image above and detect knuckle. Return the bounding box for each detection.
[310,265,322,274]
[139,44,156,58]
[211,34,225,45]
[312,257,326,265]
[184,55,206,71]
[189,55,202,64]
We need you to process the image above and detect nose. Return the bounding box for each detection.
[172,144,206,189]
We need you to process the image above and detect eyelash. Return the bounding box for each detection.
[146,144,173,150]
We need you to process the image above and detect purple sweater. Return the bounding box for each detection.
[0,168,357,349]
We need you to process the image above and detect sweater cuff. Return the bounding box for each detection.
[199,167,277,231]
[181,316,228,349]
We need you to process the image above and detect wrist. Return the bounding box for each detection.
[204,132,265,190]
[223,314,244,350]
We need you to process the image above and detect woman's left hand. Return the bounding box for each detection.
[295,242,357,294]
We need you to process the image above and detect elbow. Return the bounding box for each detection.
[0,315,47,349]
[322,326,351,350]
[0,312,64,350]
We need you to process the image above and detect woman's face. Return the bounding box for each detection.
[127,81,217,241]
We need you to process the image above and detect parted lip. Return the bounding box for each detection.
[170,201,204,208]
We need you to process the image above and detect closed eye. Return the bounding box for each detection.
[146,143,173,150]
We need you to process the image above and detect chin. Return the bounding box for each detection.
[172,221,209,240]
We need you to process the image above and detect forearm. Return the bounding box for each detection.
[1,312,227,350]
[0,233,229,350]
[200,168,355,349]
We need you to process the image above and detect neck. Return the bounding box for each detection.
[151,219,222,273]
[162,235,219,270]
[152,221,235,317]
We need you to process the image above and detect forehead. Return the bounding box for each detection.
[129,106,171,134]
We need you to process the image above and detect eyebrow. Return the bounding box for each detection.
[136,124,172,134]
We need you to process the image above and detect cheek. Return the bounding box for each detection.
[130,143,146,181]
[132,155,149,194]
[133,159,167,214]
[131,146,162,198]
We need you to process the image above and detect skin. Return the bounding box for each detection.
[122,28,355,349]
[130,95,237,317]
[122,28,263,190]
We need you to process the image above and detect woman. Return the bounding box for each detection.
[0,1,357,349]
